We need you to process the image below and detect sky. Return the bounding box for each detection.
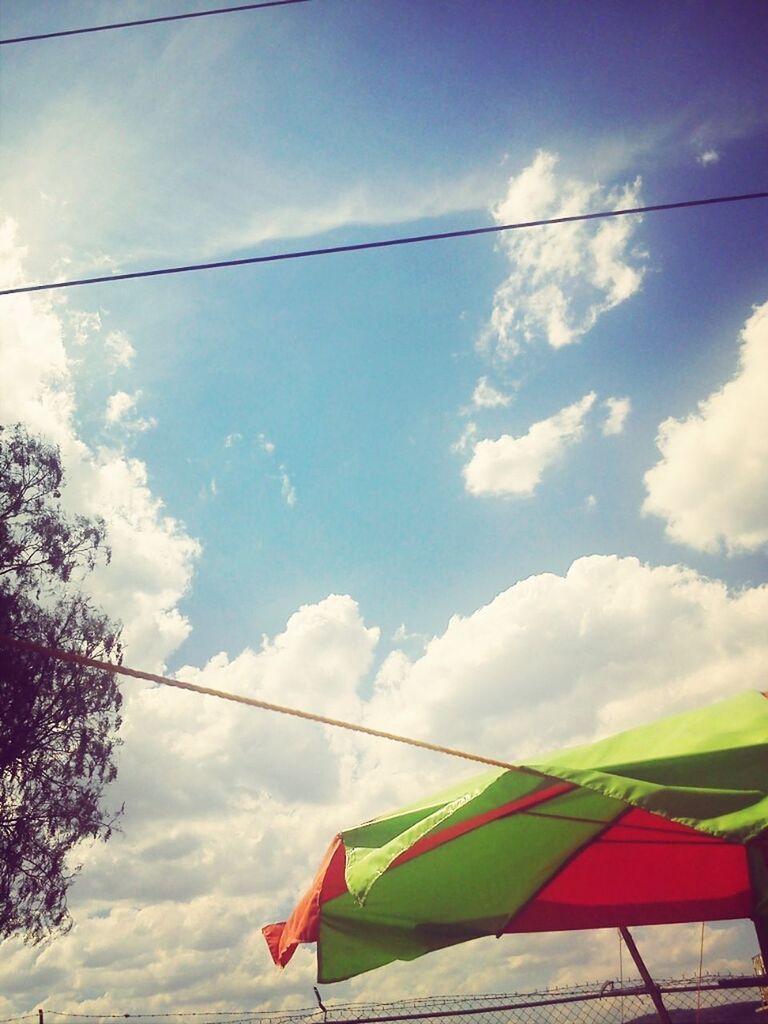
[1,0,768,1013]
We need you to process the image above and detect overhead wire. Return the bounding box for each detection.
[1,190,766,298]
[0,634,524,773]
[0,1,311,46]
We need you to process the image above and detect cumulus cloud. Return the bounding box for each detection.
[601,395,631,435]
[472,376,512,409]
[643,300,768,553]
[0,596,381,1012]
[481,151,646,356]
[0,216,198,667]
[367,554,768,766]
[2,217,764,1011]
[0,218,75,444]
[697,149,720,166]
[1,556,764,1010]
[463,392,596,497]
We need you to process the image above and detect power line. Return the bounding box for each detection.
[0,1,311,46]
[2,190,766,298]
[0,634,527,773]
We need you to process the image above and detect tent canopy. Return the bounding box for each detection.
[264,690,768,983]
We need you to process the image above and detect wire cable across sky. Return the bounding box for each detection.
[0,1,311,46]
[1,190,766,298]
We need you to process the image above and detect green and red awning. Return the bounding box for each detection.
[264,690,768,983]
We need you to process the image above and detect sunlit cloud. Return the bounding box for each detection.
[0,217,198,668]
[601,396,631,436]
[643,300,768,553]
[105,390,157,433]
[472,376,512,409]
[480,152,646,357]
[463,392,596,497]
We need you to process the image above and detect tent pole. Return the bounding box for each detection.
[619,926,671,1024]
[754,917,768,974]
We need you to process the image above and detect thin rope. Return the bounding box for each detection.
[0,635,523,772]
[696,922,705,1023]
[2,191,766,297]
[0,1,310,46]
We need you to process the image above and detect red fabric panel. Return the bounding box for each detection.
[262,835,348,967]
[391,781,575,870]
[505,807,752,933]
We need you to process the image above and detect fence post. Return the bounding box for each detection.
[38,1011,44,1024]
[619,927,671,1024]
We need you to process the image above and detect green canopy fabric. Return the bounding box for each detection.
[264,690,768,983]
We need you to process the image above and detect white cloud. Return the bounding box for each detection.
[224,431,242,448]
[257,432,276,456]
[105,390,138,424]
[481,151,646,356]
[643,300,768,553]
[451,420,478,454]
[585,493,597,510]
[0,23,496,285]
[0,217,198,668]
[1,556,765,1009]
[256,434,297,506]
[70,310,102,346]
[105,329,136,368]
[471,376,512,409]
[105,390,157,433]
[601,395,631,435]
[0,218,74,444]
[279,465,297,508]
[216,170,494,255]
[367,554,768,767]
[463,392,596,497]
[698,148,720,166]
[0,594,381,1010]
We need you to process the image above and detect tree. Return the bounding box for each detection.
[0,423,124,943]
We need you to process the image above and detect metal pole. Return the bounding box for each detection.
[619,926,672,1024]
[753,917,768,973]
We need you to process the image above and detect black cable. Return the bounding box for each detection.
[0,1,310,46]
[1,190,766,298]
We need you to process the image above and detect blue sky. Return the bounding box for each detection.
[1,0,768,1013]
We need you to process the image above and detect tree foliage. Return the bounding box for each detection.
[0,423,124,944]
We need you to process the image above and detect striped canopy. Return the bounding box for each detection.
[264,691,768,983]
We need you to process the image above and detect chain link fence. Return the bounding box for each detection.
[26,972,767,1024]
